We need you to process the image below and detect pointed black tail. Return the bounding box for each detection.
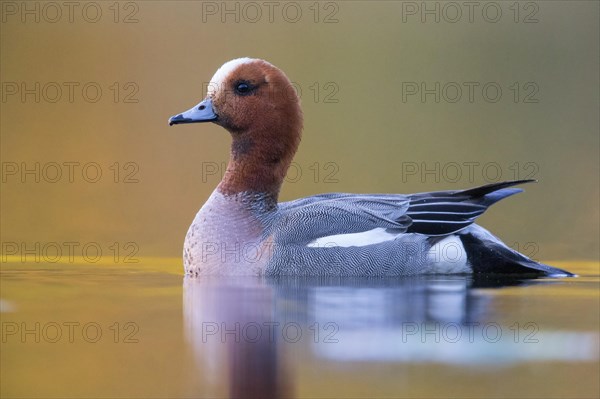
[458,226,575,277]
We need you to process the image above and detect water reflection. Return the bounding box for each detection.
[184,275,598,398]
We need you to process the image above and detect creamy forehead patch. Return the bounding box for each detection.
[207,57,254,96]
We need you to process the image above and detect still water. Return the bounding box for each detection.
[1,260,598,398]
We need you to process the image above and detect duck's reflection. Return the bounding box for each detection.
[184,277,291,398]
[184,275,595,398]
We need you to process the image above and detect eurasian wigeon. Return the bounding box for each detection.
[169,58,573,277]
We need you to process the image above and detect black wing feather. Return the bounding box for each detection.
[405,180,535,236]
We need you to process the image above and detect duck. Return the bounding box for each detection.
[169,58,573,278]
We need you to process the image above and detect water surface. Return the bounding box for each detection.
[1,260,598,398]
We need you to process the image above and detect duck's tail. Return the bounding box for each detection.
[407,179,574,277]
[457,225,575,277]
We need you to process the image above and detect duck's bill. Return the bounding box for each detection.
[168,98,217,126]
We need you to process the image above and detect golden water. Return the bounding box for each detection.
[1,260,598,398]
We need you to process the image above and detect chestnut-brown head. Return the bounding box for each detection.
[169,58,303,199]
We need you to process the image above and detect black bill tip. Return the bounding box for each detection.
[168,114,190,126]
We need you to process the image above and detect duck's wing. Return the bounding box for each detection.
[275,180,535,245]
[404,179,535,235]
[275,194,412,245]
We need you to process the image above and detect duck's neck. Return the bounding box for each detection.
[217,125,301,207]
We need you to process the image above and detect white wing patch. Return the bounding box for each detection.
[306,228,400,248]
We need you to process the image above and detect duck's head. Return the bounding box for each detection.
[169,58,303,199]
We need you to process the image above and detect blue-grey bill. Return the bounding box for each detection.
[169,98,217,126]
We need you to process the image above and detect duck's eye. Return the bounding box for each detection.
[235,82,252,95]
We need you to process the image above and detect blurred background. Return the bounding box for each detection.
[2,3,599,399]
[2,1,599,263]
